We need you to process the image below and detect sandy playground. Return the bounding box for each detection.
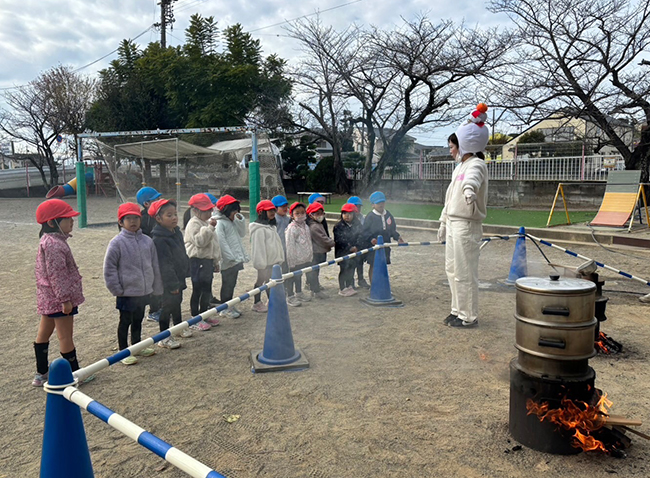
[1,197,650,478]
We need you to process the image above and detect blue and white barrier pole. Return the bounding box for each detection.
[525,232,650,288]
[61,386,226,478]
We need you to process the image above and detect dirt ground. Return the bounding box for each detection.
[1,197,650,478]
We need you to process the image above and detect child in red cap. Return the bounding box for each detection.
[183,194,221,329]
[334,203,362,297]
[306,202,334,299]
[284,202,312,307]
[214,195,248,318]
[32,199,85,386]
[150,199,190,348]
[103,203,163,364]
[249,200,285,313]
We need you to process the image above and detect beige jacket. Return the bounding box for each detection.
[249,222,285,270]
[184,216,221,262]
[440,156,488,223]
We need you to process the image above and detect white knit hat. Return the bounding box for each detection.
[456,103,490,158]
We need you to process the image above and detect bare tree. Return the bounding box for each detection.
[0,66,96,188]
[285,18,353,193]
[488,0,650,180]
[288,16,515,192]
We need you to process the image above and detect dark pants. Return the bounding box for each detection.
[338,258,356,290]
[254,266,273,303]
[307,252,327,293]
[288,262,311,296]
[190,280,212,316]
[118,306,145,350]
[159,290,183,332]
[355,256,366,283]
[148,294,162,314]
[220,263,243,303]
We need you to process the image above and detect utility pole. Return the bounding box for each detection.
[156,0,178,48]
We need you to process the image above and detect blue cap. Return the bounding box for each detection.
[136,187,162,206]
[369,191,386,204]
[271,195,289,207]
[347,196,362,206]
[205,193,218,205]
[308,193,324,204]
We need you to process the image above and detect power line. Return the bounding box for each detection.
[249,0,363,33]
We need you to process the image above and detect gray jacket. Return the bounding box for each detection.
[103,229,163,297]
[214,210,250,270]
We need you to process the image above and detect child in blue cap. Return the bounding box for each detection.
[347,196,369,288]
[136,186,163,321]
[361,191,404,281]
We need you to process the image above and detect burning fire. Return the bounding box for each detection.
[526,392,614,453]
[595,332,622,354]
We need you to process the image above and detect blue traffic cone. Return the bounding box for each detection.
[250,264,309,373]
[505,226,528,285]
[40,358,94,478]
[361,236,404,307]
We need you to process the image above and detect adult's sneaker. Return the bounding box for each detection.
[32,373,48,387]
[443,313,458,325]
[447,317,479,328]
[252,301,268,313]
[296,292,311,303]
[158,337,181,349]
[287,295,302,307]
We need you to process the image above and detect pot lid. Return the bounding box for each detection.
[515,275,596,294]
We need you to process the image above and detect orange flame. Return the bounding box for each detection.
[595,332,611,354]
[526,392,614,453]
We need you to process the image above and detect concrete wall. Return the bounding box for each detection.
[354,179,607,208]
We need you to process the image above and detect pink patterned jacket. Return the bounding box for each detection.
[35,233,85,315]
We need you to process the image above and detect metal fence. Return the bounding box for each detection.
[379,155,625,182]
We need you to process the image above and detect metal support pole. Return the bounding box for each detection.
[76,138,87,228]
[175,138,180,206]
[249,131,260,222]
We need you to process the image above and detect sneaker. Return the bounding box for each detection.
[345,286,358,296]
[219,308,241,319]
[121,356,138,365]
[204,316,221,326]
[209,296,222,306]
[640,292,650,303]
[296,292,311,303]
[252,301,268,313]
[312,290,328,300]
[158,337,181,349]
[447,317,479,328]
[357,280,371,289]
[443,313,458,325]
[138,347,156,357]
[147,310,161,322]
[180,328,193,338]
[32,373,48,387]
[232,306,243,316]
[287,295,302,307]
[190,320,212,331]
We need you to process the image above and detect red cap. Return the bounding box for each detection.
[256,200,276,214]
[117,202,142,221]
[306,203,324,215]
[148,198,174,217]
[188,193,214,211]
[289,202,306,215]
[341,203,357,213]
[216,194,238,211]
[36,199,80,224]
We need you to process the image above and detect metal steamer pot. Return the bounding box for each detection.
[514,275,597,378]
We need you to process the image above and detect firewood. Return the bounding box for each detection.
[603,415,643,427]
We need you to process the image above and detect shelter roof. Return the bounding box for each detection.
[111,139,219,162]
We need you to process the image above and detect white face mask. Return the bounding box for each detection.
[313,215,324,223]
[294,215,306,223]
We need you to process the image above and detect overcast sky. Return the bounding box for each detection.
[0,0,512,145]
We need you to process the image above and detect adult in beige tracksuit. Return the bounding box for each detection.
[438,104,490,327]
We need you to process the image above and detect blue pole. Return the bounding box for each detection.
[40,358,94,478]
